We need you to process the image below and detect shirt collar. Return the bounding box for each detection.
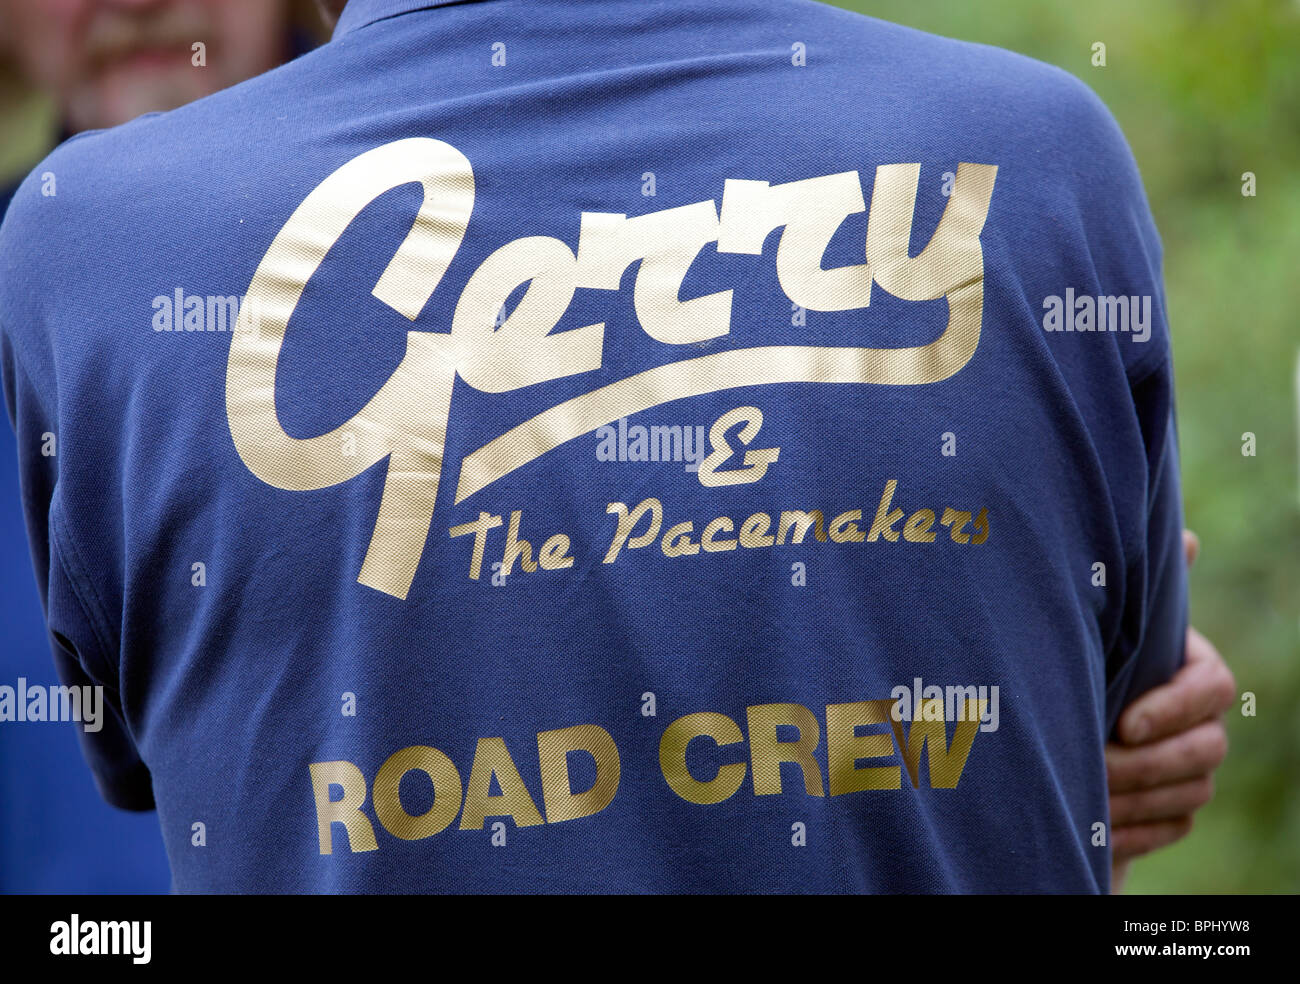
[335,0,494,38]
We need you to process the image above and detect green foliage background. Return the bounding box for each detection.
[829,0,1300,893]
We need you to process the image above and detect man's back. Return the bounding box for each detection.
[0,0,1185,892]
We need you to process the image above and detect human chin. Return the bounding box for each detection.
[93,57,210,126]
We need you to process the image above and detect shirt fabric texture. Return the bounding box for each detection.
[0,0,1186,893]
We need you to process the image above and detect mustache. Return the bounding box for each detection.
[83,8,212,68]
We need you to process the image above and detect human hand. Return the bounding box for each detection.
[1106,532,1235,892]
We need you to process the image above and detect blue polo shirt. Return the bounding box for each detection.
[0,179,170,893]
[0,0,1185,892]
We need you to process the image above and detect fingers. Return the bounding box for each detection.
[1107,530,1224,870]
[1110,775,1214,826]
[1106,719,1228,794]
[1116,628,1236,743]
[1112,816,1195,863]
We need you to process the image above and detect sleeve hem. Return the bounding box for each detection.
[93,761,157,812]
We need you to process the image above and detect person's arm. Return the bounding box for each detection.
[1107,531,1235,893]
[0,187,154,810]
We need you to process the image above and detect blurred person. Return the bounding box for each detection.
[0,0,292,136]
[0,0,314,893]
[0,0,1232,889]
[0,0,327,206]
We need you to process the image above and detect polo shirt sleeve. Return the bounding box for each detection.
[1055,78,1190,736]
[1102,328,1188,737]
[0,235,155,813]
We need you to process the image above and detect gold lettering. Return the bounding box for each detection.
[228,139,998,602]
[537,724,621,823]
[575,202,731,344]
[697,406,780,487]
[777,509,827,545]
[701,516,738,552]
[829,509,865,543]
[718,171,871,311]
[456,163,996,504]
[940,507,973,544]
[459,737,545,829]
[539,533,575,570]
[746,703,825,797]
[604,498,663,563]
[227,138,473,600]
[501,510,538,574]
[448,511,503,580]
[659,712,748,805]
[826,701,902,794]
[452,235,604,392]
[309,760,380,855]
[738,512,775,548]
[867,479,904,542]
[903,508,937,543]
[661,521,700,557]
[372,745,462,840]
[888,698,985,788]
